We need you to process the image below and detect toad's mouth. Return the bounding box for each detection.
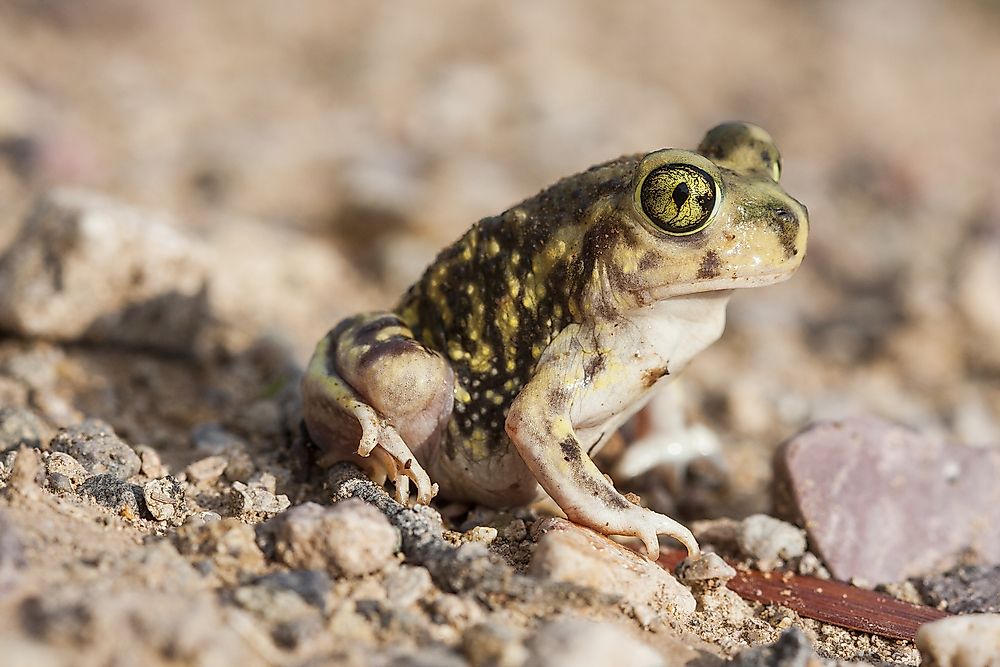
[648,266,800,300]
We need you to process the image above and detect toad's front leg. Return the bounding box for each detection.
[505,324,699,559]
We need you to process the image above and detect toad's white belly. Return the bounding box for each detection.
[573,291,732,455]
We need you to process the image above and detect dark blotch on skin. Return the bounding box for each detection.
[770,209,799,259]
[547,387,570,409]
[638,251,661,271]
[560,437,578,462]
[354,314,405,341]
[641,365,669,388]
[357,336,416,370]
[583,354,606,384]
[697,250,722,279]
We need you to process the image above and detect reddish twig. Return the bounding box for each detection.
[658,549,948,641]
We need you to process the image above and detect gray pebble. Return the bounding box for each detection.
[0,407,43,452]
[917,564,1000,614]
[250,570,332,612]
[50,419,140,481]
[79,473,142,516]
[729,627,817,667]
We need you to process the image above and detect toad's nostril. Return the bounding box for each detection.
[774,208,796,224]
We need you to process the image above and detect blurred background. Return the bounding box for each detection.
[1,0,999,514]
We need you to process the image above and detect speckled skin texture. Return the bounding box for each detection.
[302,122,808,557]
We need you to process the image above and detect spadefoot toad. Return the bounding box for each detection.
[303,122,808,558]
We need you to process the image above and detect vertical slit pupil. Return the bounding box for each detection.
[672,182,690,209]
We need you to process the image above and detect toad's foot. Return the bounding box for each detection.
[595,504,700,560]
[353,401,438,505]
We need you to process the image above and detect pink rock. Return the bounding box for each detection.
[774,416,1000,585]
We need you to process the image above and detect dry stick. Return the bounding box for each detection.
[659,549,949,641]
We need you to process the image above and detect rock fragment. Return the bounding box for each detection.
[174,517,266,584]
[271,500,400,577]
[0,407,44,451]
[142,477,187,523]
[774,416,1000,584]
[462,621,529,667]
[525,617,663,667]
[0,188,209,352]
[185,455,228,486]
[729,627,820,667]
[249,570,332,612]
[135,445,168,478]
[917,564,1000,614]
[79,474,142,517]
[44,452,88,487]
[3,446,44,500]
[676,552,736,586]
[50,420,140,481]
[384,565,434,608]
[916,614,1000,667]
[737,514,807,572]
[529,517,695,618]
[228,480,290,520]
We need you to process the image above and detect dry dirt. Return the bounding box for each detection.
[1,2,999,666]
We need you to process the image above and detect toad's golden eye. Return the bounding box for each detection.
[638,164,718,236]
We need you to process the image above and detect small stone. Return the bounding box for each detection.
[174,517,266,583]
[3,446,43,499]
[79,473,141,516]
[916,614,1000,667]
[0,407,43,451]
[50,419,140,481]
[45,451,88,486]
[135,445,167,478]
[185,456,228,486]
[774,416,1000,584]
[250,570,332,612]
[188,426,255,482]
[46,472,74,494]
[271,500,400,577]
[228,480,290,520]
[737,514,807,571]
[917,564,1000,614]
[428,593,485,628]
[0,188,209,352]
[465,526,498,545]
[500,518,528,542]
[729,627,819,667]
[223,449,255,483]
[143,476,187,523]
[677,552,736,585]
[529,517,695,618]
[384,565,434,608]
[248,471,277,494]
[525,617,663,667]
[462,621,528,667]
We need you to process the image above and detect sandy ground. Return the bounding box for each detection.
[1,1,999,665]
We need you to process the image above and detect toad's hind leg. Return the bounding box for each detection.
[301,313,454,505]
